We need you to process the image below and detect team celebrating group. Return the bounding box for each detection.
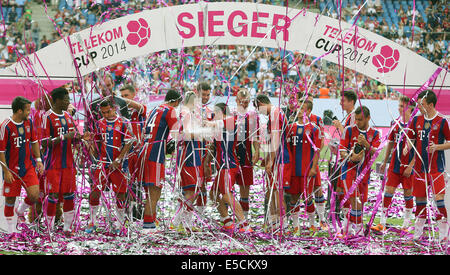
[0,75,449,243]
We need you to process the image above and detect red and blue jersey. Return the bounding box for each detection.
[0,118,38,177]
[235,110,259,167]
[32,109,47,144]
[387,119,415,174]
[214,116,239,170]
[42,110,76,170]
[268,107,290,164]
[177,140,202,167]
[96,117,132,169]
[129,105,147,144]
[287,122,321,177]
[344,110,355,128]
[177,110,202,168]
[411,113,450,173]
[309,113,325,143]
[339,125,381,179]
[143,104,178,164]
[200,105,214,156]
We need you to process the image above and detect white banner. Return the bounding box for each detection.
[0,2,448,109]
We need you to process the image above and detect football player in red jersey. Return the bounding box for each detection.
[330,90,357,230]
[299,95,328,230]
[0,96,44,234]
[171,91,204,231]
[286,100,322,234]
[28,95,52,225]
[332,90,357,135]
[41,87,90,235]
[234,89,260,221]
[254,94,292,233]
[338,106,381,236]
[196,82,214,215]
[203,103,252,232]
[372,96,415,233]
[119,84,147,144]
[119,84,147,220]
[85,100,133,234]
[410,90,450,243]
[140,89,181,234]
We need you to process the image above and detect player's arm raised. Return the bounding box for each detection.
[123,98,145,114]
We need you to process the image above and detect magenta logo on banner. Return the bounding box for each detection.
[372,45,400,73]
[127,18,151,47]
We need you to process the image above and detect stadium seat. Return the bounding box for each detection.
[87,13,97,26]
[319,2,326,12]
[404,26,411,37]
[401,1,408,8]
[58,0,67,11]
[1,6,9,22]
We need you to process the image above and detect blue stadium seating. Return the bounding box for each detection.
[87,13,97,26]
